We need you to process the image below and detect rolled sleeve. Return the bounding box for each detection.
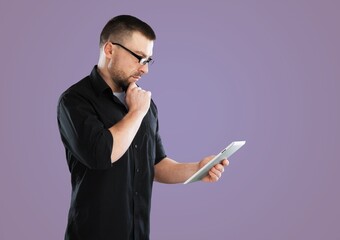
[155,132,166,164]
[57,92,113,170]
[154,110,166,165]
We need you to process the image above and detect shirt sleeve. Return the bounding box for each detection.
[57,91,113,170]
[153,103,167,165]
[155,130,166,165]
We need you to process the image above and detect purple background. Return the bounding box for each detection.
[1,1,339,239]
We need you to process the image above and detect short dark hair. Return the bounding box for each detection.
[99,15,156,47]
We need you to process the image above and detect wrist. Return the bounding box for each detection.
[127,109,145,121]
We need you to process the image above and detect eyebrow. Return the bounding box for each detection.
[135,50,150,59]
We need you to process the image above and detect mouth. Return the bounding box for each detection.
[131,75,141,81]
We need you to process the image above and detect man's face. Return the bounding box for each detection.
[108,31,154,91]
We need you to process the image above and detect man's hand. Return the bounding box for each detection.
[125,83,151,116]
[199,156,229,183]
[108,83,151,163]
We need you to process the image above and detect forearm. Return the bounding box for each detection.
[108,110,144,163]
[154,158,199,184]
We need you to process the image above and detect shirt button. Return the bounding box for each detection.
[134,144,138,149]
[135,191,138,195]
[136,168,140,173]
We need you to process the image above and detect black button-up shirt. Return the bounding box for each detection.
[57,66,166,240]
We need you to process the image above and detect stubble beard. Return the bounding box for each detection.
[109,61,142,92]
[110,68,130,92]
[111,70,142,92]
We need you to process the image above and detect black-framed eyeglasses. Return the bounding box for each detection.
[110,42,154,65]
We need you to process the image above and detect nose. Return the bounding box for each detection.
[139,63,149,74]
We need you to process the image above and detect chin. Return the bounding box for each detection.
[118,81,129,92]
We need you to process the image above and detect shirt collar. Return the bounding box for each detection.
[90,65,112,96]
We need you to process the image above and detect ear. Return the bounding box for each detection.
[103,42,114,59]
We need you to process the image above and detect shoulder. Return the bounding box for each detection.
[58,75,93,107]
[149,98,159,117]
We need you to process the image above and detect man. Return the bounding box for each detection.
[57,15,228,240]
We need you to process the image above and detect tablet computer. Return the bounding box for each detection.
[183,141,246,184]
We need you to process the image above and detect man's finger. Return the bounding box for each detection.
[221,159,229,166]
[216,165,224,173]
[209,170,219,181]
[211,167,222,178]
[128,82,137,91]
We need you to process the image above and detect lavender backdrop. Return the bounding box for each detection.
[1,0,339,239]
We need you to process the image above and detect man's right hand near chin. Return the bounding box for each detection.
[125,83,151,117]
